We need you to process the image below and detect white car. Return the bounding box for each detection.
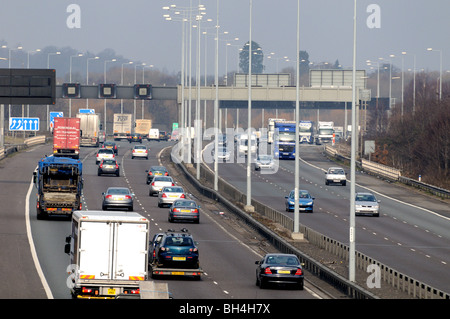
[355,192,380,217]
[325,167,347,186]
[96,149,115,164]
[149,176,175,196]
[255,154,275,170]
[131,145,149,159]
[211,147,231,161]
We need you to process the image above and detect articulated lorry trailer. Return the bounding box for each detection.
[113,113,132,141]
[76,113,101,147]
[53,117,81,159]
[34,156,83,220]
[65,211,150,299]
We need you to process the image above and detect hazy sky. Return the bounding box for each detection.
[0,0,448,75]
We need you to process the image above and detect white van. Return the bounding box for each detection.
[148,128,160,141]
[238,134,257,157]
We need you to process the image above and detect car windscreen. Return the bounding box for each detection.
[154,177,172,182]
[165,237,194,246]
[265,255,299,266]
[108,188,130,195]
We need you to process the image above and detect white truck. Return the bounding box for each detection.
[238,133,257,157]
[317,121,334,144]
[76,113,101,147]
[135,119,152,139]
[148,128,160,141]
[299,120,314,144]
[64,211,150,299]
[268,118,286,144]
[113,113,132,141]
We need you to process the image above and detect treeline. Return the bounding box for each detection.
[371,74,450,189]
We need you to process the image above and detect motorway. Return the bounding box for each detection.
[203,141,450,295]
[0,139,325,299]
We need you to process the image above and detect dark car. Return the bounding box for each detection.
[284,189,314,213]
[255,253,304,290]
[146,165,169,184]
[159,131,169,141]
[97,159,120,176]
[102,187,134,211]
[127,133,143,143]
[150,229,199,269]
[102,141,118,155]
[168,199,200,223]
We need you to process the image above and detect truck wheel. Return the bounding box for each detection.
[37,209,47,220]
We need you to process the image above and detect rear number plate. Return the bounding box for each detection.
[173,257,186,261]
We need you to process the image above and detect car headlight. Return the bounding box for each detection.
[306,202,313,205]
[289,201,294,205]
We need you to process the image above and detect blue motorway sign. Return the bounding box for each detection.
[50,111,63,129]
[9,117,40,131]
[78,108,95,114]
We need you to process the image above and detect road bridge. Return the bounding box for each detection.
[55,84,365,110]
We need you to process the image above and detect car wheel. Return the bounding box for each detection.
[97,172,101,176]
[342,181,346,186]
[259,278,266,289]
[129,206,133,211]
[102,205,107,211]
[297,280,304,290]
[116,172,120,177]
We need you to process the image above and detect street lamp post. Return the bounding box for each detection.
[245,0,253,212]
[47,51,61,131]
[121,61,133,114]
[104,59,117,134]
[86,56,100,108]
[69,53,83,117]
[402,51,416,113]
[27,49,41,120]
[427,48,443,101]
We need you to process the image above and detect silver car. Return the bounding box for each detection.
[255,154,275,170]
[355,192,380,217]
[131,144,149,159]
[168,199,200,223]
[158,186,186,207]
[149,176,175,196]
[102,187,134,211]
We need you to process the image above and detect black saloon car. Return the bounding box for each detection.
[255,253,304,289]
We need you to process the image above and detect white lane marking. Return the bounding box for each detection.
[26,177,53,299]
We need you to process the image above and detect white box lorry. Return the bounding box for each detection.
[65,211,150,299]
[76,113,101,147]
[113,113,132,141]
